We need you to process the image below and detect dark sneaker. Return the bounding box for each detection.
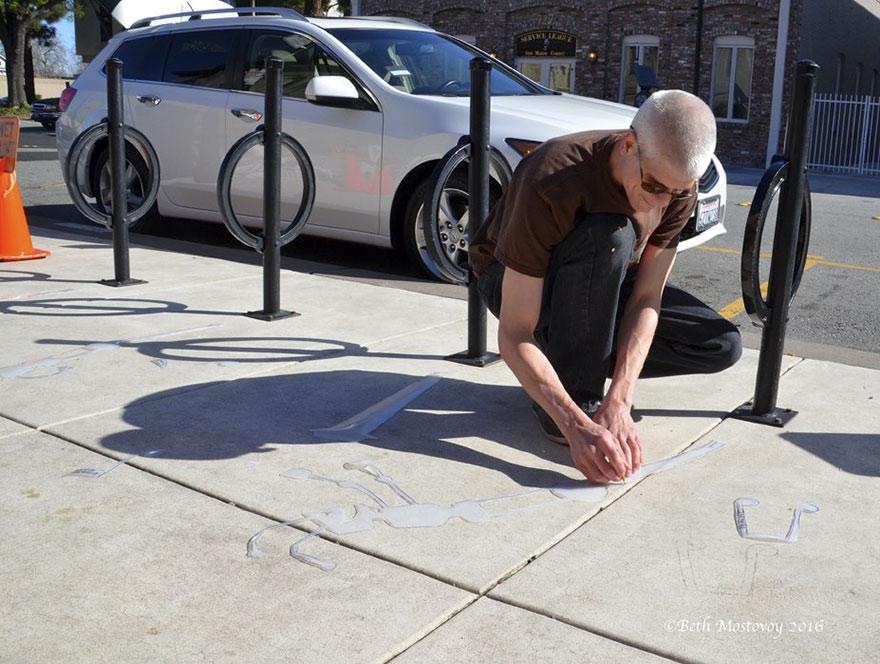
[532,403,567,445]
[532,399,603,446]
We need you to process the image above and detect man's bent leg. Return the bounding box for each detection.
[536,214,636,402]
[614,271,742,378]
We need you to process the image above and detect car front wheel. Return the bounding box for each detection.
[404,172,499,281]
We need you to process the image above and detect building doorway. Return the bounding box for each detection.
[516,58,575,93]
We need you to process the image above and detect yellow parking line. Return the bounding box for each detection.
[717,258,821,320]
[694,245,879,273]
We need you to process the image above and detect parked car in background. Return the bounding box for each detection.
[57,7,727,279]
[31,97,61,129]
[0,97,9,108]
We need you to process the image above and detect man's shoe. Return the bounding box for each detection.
[531,399,603,446]
[532,403,567,445]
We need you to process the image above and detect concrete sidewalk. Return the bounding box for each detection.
[2,227,877,663]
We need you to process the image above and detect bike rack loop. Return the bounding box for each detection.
[732,60,819,427]
[422,57,513,366]
[216,57,316,321]
[65,58,159,286]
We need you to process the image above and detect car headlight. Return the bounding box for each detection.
[505,138,543,157]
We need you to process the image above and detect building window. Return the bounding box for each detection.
[710,36,754,122]
[835,53,845,94]
[855,62,863,95]
[873,69,879,98]
[619,35,659,106]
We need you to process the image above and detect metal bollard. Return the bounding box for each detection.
[447,57,500,367]
[732,60,819,427]
[216,56,315,320]
[100,58,145,288]
[249,57,292,321]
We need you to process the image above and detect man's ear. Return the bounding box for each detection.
[620,131,637,155]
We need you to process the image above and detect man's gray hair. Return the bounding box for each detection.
[631,90,717,180]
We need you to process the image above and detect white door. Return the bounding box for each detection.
[516,58,575,93]
[225,29,383,235]
[124,28,238,211]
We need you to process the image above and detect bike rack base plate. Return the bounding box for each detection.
[98,278,147,288]
[245,309,300,322]
[730,401,798,428]
[445,350,502,368]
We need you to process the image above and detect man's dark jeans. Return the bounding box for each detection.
[475,213,742,404]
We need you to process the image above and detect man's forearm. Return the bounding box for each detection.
[605,294,661,407]
[498,331,591,431]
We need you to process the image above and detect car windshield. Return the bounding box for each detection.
[327,28,541,96]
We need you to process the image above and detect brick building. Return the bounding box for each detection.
[357,0,880,168]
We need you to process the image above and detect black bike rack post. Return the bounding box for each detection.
[251,57,289,321]
[446,57,501,367]
[100,58,145,288]
[732,60,819,427]
[216,57,316,321]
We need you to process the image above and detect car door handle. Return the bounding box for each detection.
[231,108,263,122]
[136,95,162,106]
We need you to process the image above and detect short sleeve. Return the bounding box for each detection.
[649,190,698,249]
[493,165,585,278]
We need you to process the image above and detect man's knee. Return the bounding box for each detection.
[709,321,743,373]
[556,213,635,270]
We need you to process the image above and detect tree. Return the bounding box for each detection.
[233,0,351,17]
[32,24,71,77]
[0,1,70,106]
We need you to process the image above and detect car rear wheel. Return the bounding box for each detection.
[91,144,159,232]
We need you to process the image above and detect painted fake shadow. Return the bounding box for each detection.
[780,432,880,478]
[99,369,575,488]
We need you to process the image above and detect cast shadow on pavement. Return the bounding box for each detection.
[98,369,577,488]
[780,432,880,478]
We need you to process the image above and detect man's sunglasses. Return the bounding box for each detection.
[631,130,695,200]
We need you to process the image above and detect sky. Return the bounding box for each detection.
[55,12,76,54]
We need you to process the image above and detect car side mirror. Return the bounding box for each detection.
[305,76,362,109]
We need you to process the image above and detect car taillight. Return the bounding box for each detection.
[59,86,77,112]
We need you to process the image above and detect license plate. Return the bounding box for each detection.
[696,195,721,232]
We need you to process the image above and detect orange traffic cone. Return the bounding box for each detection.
[0,171,50,262]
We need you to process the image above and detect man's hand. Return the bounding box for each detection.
[561,418,631,484]
[592,399,643,476]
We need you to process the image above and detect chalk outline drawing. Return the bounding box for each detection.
[247,440,725,571]
[66,449,163,478]
[733,497,819,543]
[677,540,778,596]
[311,374,442,442]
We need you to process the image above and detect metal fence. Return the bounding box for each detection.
[807,94,880,175]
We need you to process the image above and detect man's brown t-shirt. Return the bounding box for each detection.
[469,130,696,278]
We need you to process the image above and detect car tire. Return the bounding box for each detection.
[90,143,160,233]
[404,171,498,280]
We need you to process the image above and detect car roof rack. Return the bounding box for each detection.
[323,16,432,30]
[130,7,307,30]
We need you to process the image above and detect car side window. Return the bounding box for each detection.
[163,30,237,89]
[108,35,171,82]
[241,30,356,100]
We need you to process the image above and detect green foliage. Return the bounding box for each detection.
[0,104,30,117]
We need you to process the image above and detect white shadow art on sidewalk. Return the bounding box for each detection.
[247,440,725,571]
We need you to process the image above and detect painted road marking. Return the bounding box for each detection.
[695,245,878,320]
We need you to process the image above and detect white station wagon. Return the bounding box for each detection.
[57,7,727,279]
